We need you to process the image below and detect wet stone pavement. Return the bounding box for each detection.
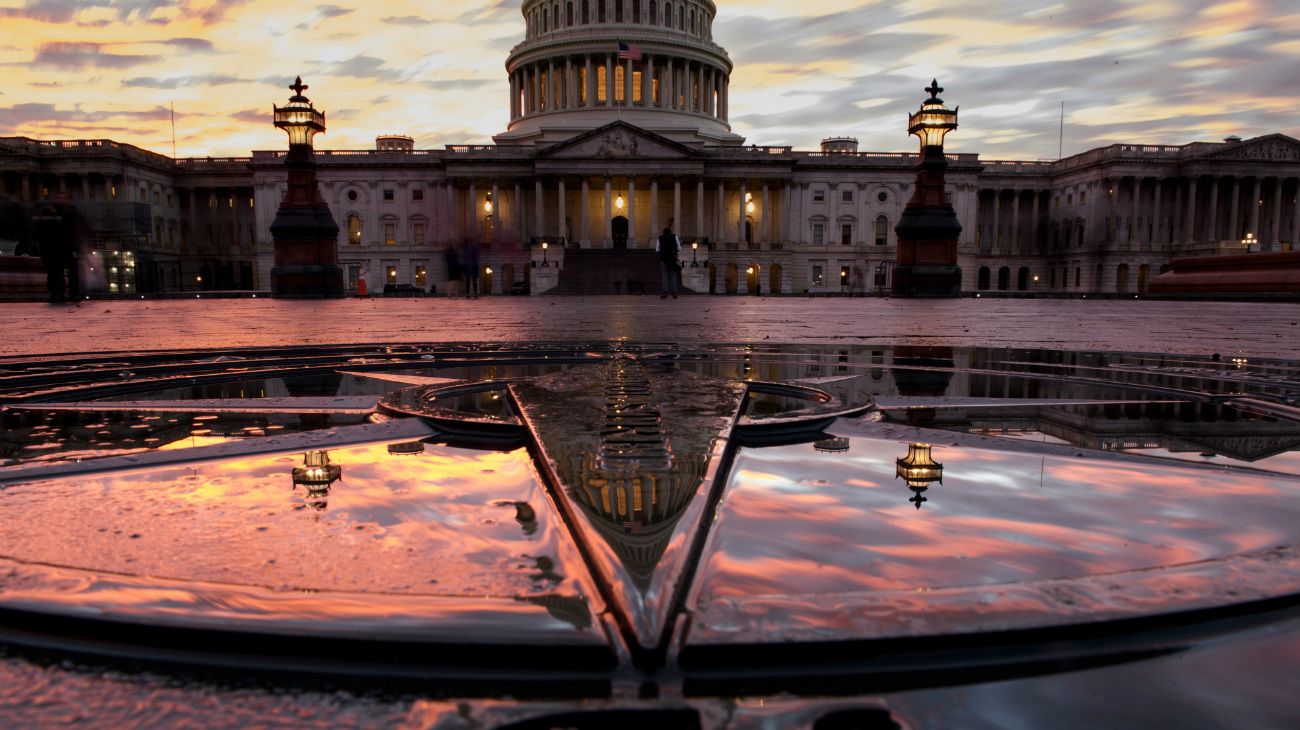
[0,296,1298,358]
[0,327,1299,727]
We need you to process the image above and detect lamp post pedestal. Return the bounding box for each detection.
[269,78,343,299]
[893,81,963,298]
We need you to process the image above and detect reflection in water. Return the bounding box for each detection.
[700,435,1300,602]
[896,442,944,509]
[814,437,850,453]
[0,440,594,601]
[513,360,744,593]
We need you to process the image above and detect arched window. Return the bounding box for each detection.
[1017,266,1030,291]
[997,266,1010,291]
[567,1,574,26]
[542,10,548,31]
[689,7,695,33]
[664,2,672,26]
[1116,263,1130,293]
[598,0,605,22]
[977,266,991,290]
[874,215,888,245]
[615,0,623,22]
[582,0,589,24]
[346,214,362,245]
[678,5,684,29]
[650,1,657,28]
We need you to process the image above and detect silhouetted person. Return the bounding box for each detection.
[464,240,481,298]
[31,205,70,303]
[444,245,462,297]
[0,193,33,256]
[656,227,681,299]
[54,195,90,300]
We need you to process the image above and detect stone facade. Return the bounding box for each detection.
[4,0,1300,296]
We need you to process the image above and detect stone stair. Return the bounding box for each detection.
[556,249,692,295]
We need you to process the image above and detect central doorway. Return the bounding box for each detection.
[612,216,629,249]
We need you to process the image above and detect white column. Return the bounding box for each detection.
[990,190,1001,253]
[673,178,681,232]
[651,178,660,235]
[534,178,544,238]
[761,182,770,243]
[1223,177,1239,242]
[514,181,524,243]
[581,177,591,246]
[491,179,501,242]
[738,181,747,243]
[1249,177,1262,240]
[1271,178,1283,246]
[548,60,556,111]
[604,175,613,245]
[1030,191,1040,253]
[605,54,614,106]
[666,57,674,109]
[1207,177,1221,243]
[642,52,653,106]
[1009,190,1020,254]
[1129,178,1141,246]
[1151,179,1162,248]
[627,177,636,245]
[1186,178,1198,244]
[716,180,725,243]
[585,55,594,108]
[697,63,705,113]
[696,178,705,241]
[558,178,567,243]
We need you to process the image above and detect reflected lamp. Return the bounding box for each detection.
[896,442,943,508]
[292,449,341,491]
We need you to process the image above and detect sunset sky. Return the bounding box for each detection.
[1,0,1297,160]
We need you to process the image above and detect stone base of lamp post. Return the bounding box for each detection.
[270,206,343,298]
[892,264,962,298]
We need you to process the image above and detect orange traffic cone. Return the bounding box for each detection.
[356,275,368,298]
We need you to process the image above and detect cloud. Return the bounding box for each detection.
[1,0,176,23]
[32,42,159,69]
[163,37,216,52]
[229,108,269,124]
[122,74,249,89]
[382,15,434,26]
[423,78,496,91]
[0,102,174,125]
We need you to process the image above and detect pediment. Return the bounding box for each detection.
[537,122,703,160]
[1195,134,1300,163]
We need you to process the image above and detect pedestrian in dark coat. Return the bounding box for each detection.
[656,227,681,299]
[0,193,33,256]
[30,205,69,303]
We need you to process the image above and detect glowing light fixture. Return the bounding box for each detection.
[615,194,625,210]
[292,450,341,491]
[908,80,959,150]
[484,192,493,213]
[896,442,943,509]
[273,77,326,148]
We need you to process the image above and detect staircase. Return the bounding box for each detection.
[556,249,688,295]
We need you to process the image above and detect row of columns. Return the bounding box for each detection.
[510,52,728,120]
[445,175,785,246]
[977,175,1300,256]
[525,0,715,41]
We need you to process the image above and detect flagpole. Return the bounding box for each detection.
[170,101,177,158]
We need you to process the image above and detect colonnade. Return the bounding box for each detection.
[510,52,728,121]
[977,174,1300,256]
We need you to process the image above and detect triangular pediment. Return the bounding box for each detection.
[1194,134,1300,163]
[536,122,704,160]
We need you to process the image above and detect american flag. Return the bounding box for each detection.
[617,41,642,61]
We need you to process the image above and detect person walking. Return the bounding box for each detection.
[30,205,69,303]
[464,240,481,299]
[656,227,681,299]
[0,193,33,256]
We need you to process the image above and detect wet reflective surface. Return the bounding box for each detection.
[1,342,1300,726]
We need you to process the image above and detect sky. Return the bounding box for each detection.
[0,0,1297,160]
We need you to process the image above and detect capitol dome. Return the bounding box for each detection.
[495,0,743,146]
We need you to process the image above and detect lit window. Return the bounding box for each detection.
[347,214,362,245]
[597,66,607,103]
[384,223,396,245]
[413,223,426,245]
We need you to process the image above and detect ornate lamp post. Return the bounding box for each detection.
[691,240,699,267]
[896,442,944,509]
[541,240,549,267]
[269,77,344,298]
[893,80,963,297]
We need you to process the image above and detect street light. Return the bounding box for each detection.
[908,79,959,151]
[484,192,493,214]
[615,194,625,211]
[541,240,549,267]
[1242,232,1257,251]
[273,77,326,148]
[691,240,699,266]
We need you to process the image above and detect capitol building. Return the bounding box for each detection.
[3,0,1300,297]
